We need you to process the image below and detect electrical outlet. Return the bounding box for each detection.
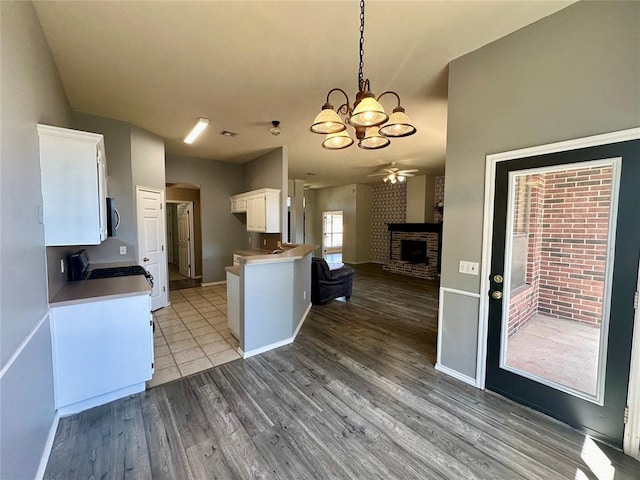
[60,259,65,274]
[119,246,127,255]
[263,239,267,246]
[459,260,479,275]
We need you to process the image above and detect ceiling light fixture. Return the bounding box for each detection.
[309,0,416,150]
[183,117,209,144]
[270,120,281,136]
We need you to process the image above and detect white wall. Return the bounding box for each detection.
[440,0,640,380]
[0,2,71,477]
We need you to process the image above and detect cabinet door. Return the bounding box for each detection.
[252,195,267,232]
[38,125,106,246]
[51,295,152,409]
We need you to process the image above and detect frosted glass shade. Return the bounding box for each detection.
[379,110,417,138]
[359,127,390,150]
[322,130,354,150]
[310,107,346,134]
[350,97,388,127]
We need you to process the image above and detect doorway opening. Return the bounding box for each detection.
[166,184,202,291]
[322,210,343,263]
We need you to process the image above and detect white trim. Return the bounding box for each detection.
[56,382,146,416]
[477,127,640,393]
[241,302,311,359]
[201,281,227,287]
[436,287,481,386]
[35,412,60,480]
[293,303,312,338]
[242,337,296,359]
[624,257,640,459]
[435,363,477,387]
[0,311,49,380]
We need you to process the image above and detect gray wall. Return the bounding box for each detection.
[0,1,71,478]
[166,154,245,282]
[406,175,436,223]
[313,184,373,263]
[355,185,373,263]
[440,1,640,380]
[131,124,166,191]
[242,147,288,245]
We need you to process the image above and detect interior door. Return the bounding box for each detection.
[486,139,640,446]
[136,187,167,311]
[177,203,191,277]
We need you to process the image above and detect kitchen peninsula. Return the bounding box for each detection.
[226,244,317,358]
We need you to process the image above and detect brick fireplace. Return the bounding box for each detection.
[383,223,442,279]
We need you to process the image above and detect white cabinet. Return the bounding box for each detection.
[231,188,280,233]
[50,294,153,414]
[230,196,248,213]
[38,124,107,246]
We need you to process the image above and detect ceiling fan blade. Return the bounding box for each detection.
[397,169,419,174]
[367,172,388,177]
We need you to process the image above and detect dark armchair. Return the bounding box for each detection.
[311,257,354,305]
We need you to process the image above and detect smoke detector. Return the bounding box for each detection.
[270,120,281,136]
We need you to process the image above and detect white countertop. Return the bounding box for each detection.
[234,244,317,265]
[50,274,151,307]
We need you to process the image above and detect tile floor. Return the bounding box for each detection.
[148,284,241,388]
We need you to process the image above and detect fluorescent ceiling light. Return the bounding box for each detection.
[184,117,209,144]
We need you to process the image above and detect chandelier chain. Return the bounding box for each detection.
[358,0,365,91]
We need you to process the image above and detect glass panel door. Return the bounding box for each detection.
[501,160,619,403]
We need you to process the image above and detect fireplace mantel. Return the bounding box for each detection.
[387,223,442,233]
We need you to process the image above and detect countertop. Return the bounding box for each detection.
[50,262,152,307]
[234,244,317,265]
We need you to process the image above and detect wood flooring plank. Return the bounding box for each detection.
[43,264,640,480]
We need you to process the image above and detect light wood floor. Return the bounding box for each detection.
[44,264,640,479]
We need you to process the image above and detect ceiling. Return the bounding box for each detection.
[33,1,574,188]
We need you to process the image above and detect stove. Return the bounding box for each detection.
[88,265,148,279]
[88,265,154,287]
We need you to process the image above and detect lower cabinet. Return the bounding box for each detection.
[50,294,153,414]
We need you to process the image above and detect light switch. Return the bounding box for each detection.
[459,260,479,275]
[120,246,127,255]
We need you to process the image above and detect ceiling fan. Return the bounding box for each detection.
[367,162,419,184]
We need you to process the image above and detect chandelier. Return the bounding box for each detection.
[309,0,417,150]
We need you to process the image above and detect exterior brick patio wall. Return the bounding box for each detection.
[507,165,611,336]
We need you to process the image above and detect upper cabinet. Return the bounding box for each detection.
[230,188,280,233]
[38,124,107,246]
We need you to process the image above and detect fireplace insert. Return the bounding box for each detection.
[401,239,428,264]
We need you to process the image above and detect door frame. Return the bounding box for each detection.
[478,128,640,454]
[322,210,343,259]
[136,185,168,310]
[166,200,195,279]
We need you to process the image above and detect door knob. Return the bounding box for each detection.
[493,274,504,284]
[491,291,503,300]
[143,257,149,262]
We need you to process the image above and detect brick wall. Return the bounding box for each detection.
[371,183,406,263]
[537,165,612,325]
[434,175,445,223]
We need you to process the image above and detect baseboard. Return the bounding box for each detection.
[435,362,477,387]
[241,302,311,359]
[201,281,227,287]
[35,412,60,480]
[56,382,146,416]
[293,302,312,339]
